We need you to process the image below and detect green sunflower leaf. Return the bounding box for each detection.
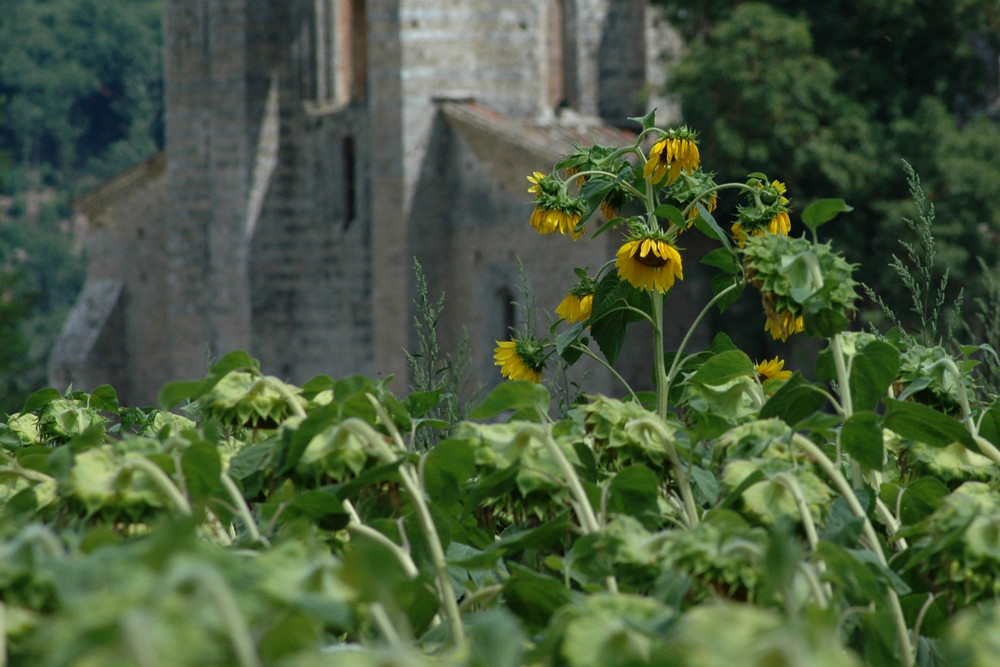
[469,382,550,421]
[883,398,977,450]
[801,198,853,231]
[841,411,884,471]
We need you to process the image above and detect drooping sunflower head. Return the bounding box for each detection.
[527,171,587,239]
[755,356,793,382]
[615,234,684,294]
[494,337,546,383]
[529,204,585,239]
[555,274,597,323]
[743,233,859,341]
[642,126,700,186]
[764,307,805,342]
[732,176,792,247]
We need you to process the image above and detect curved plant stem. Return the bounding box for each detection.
[124,458,192,516]
[790,434,914,666]
[343,513,421,578]
[517,424,618,594]
[356,400,466,645]
[220,472,266,545]
[572,343,639,402]
[167,563,261,667]
[663,282,741,403]
[631,418,699,527]
[458,584,504,614]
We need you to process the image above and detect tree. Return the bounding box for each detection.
[656,1,1000,339]
[0,0,163,176]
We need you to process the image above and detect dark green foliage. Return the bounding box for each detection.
[655,0,1000,336]
[0,0,163,174]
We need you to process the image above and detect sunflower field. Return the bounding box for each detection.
[1,113,999,666]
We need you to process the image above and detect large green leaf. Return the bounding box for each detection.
[759,372,829,425]
[801,198,853,231]
[841,411,884,471]
[882,398,976,450]
[848,341,900,412]
[501,563,577,630]
[687,349,755,386]
[607,465,660,529]
[469,382,550,421]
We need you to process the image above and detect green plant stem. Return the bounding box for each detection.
[663,281,741,402]
[343,514,420,579]
[357,400,466,644]
[774,474,833,602]
[167,563,261,667]
[631,417,699,527]
[938,360,1000,468]
[678,182,757,219]
[124,458,192,516]
[0,600,6,667]
[566,169,645,200]
[458,584,504,614]
[219,472,266,545]
[790,434,914,666]
[651,291,670,419]
[518,424,618,594]
[0,465,54,485]
[369,602,406,648]
[572,343,638,402]
[797,563,829,609]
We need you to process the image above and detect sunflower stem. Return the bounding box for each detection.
[572,343,639,402]
[651,291,670,419]
[663,281,741,402]
[790,433,914,666]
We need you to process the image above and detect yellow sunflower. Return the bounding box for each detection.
[767,210,791,236]
[643,134,700,186]
[555,292,593,323]
[615,237,684,293]
[685,193,718,228]
[494,340,543,383]
[529,205,584,240]
[755,356,793,381]
[527,171,546,195]
[764,308,805,342]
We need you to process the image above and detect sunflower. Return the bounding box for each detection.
[764,308,805,342]
[529,205,584,240]
[555,292,593,323]
[731,209,790,248]
[494,339,544,383]
[685,193,718,228]
[527,171,547,195]
[767,210,791,236]
[755,356,793,381]
[643,129,700,186]
[615,236,684,293]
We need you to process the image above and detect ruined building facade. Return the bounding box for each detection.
[50,0,683,405]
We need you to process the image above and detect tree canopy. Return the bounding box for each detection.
[0,0,163,177]
[656,0,1000,337]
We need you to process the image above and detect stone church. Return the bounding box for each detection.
[49,0,684,406]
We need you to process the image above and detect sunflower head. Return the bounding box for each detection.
[755,356,793,382]
[743,233,859,340]
[494,336,546,383]
[527,171,587,239]
[642,126,700,186]
[732,176,793,246]
[555,274,597,323]
[615,233,684,294]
